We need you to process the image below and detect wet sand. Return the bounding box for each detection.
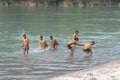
[47,60,120,80]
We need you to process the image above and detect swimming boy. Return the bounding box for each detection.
[39,36,48,50]
[72,30,79,40]
[22,34,29,54]
[83,41,95,55]
[67,38,84,57]
[50,36,58,49]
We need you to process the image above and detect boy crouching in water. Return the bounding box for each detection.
[39,36,48,50]
[83,41,95,56]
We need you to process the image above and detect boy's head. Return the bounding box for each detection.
[75,38,79,41]
[40,36,43,39]
[91,41,95,45]
[75,30,79,34]
[23,34,26,36]
[50,36,53,39]
[23,34,26,38]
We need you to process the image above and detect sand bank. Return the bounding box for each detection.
[47,60,120,80]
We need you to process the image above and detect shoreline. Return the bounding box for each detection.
[47,60,120,80]
[0,1,120,8]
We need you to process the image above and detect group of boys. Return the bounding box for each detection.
[22,31,95,57]
[22,34,58,54]
[67,31,95,57]
[39,35,58,50]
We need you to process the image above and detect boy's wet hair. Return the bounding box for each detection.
[40,36,43,38]
[50,36,53,38]
[75,30,79,33]
[91,41,95,45]
[75,38,79,41]
[23,34,26,36]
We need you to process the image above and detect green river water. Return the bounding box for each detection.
[0,7,120,80]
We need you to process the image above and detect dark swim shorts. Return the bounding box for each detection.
[83,49,90,52]
[53,42,58,46]
[45,43,48,47]
[24,45,29,50]
[67,44,72,49]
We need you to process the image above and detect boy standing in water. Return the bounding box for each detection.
[67,38,84,57]
[83,41,95,56]
[22,34,29,54]
[72,30,79,40]
[50,36,58,49]
[39,36,48,50]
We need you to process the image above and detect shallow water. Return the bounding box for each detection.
[0,7,120,80]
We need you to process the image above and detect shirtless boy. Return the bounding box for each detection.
[50,36,58,49]
[83,41,95,55]
[67,38,84,57]
[22,34,29,54]
[39,36,48,50]
[72,30,79,40]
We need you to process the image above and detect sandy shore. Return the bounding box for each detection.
[47,60,120,80]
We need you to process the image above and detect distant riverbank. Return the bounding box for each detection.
[47,60,120,80]
[0,0,120,8]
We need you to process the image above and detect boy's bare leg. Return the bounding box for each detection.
[88,49,93,56]
[70,48,74,57]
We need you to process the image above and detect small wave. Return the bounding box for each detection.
[82,23,102,27]
[85,18,120,21]
[0,32,2,34]
[0,22,7,25]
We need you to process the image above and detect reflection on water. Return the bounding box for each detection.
[22,55,29,68]
[83,55,92,61]
[21,55,29,75]
[0,7,120,80]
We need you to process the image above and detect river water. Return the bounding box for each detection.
[0,7,120,80]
